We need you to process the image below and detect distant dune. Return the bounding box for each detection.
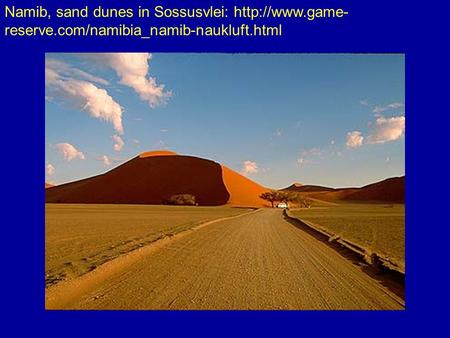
[45,182,54,189]
[340,176,405,203]
[46,151,269,207]
[288,176,405,203]
[283,183,335,193]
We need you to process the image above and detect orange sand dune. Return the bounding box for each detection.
[46,155,230,206]
[45,182,54,189]
[46,150,270,207]
[139,150,178,158]
[221,166,269,207]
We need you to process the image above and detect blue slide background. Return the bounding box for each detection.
[1,0,446,336]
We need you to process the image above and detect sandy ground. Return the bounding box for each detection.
[46,204,250,287]
[46,208,404,310]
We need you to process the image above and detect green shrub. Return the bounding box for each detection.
[165,194,196,206]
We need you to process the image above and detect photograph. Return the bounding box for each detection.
[45,53,405,310]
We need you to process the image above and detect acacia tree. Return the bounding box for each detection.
[299,197,312,208]
[288,193,312,208]
[260,190,312,208]
[278,191,293,207]
[259,191,279,207]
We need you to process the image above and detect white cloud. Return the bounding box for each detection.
[60,81,124,134]
[46,60,124,135]
[360,99,369,106]
[55,143,85,161]
[155,139,165,147]
[93,53,171,107]
[373,102,404,114]
[241,161,258,175]
[346,131,364,148]
[297,148,322,167]
[112,134,124,152]
[101,155,111,166]
[46,59,109,85]
[345,115,405,149]
[45,66,59,85]
[46,164,55,176]
[367,116,405,144]
[297,158,307,166]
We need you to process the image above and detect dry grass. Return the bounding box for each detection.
[290,203,404,269]
[45,204,251,287]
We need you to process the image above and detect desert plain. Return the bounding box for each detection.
[45,151,405,310]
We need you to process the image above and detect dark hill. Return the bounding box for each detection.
[282,184,336,193]
[340,176,405,203]
[284,176,405,203]
[46,155,230,206]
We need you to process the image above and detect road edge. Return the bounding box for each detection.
[283,209,405,306]
[45,208,262,310]
[284,209,405,275]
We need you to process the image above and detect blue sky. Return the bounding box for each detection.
[45,53,405,189]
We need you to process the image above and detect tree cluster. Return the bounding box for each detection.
[164,194,197,206]
[259,190,312,208]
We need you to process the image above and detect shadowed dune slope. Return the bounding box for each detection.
[305,176,405,203]
[341,176,405,203]
[221,166,269,207]
[308,188,358,201]
[282,183,335,193]
[46,155,230,206]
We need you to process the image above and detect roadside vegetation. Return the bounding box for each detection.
[290,203,405,269]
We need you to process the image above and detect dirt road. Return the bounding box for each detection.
[46,209,404,310]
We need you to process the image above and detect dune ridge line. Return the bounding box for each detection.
[45,208,262,310]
